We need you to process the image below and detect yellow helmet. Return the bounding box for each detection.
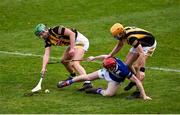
[110,23,124,36]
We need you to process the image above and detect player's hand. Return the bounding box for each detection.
[68,48,75,57]
[143,96,152,100]
[87,56,95,61]
[41,68,47,75]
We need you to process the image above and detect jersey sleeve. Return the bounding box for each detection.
[127,36,140,48]
[51,26,59,34]
[44,40,51,48]
[51,26,66,35]
[126,72,133,79]
[58,26,66,35]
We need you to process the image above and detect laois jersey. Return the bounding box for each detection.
[45,26,78,48]
[124,26,155,47]
[108,58,132,82]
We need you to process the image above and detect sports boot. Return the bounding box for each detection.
[77,83,93,91]
[85,88,99,94]
[57,81,70,88]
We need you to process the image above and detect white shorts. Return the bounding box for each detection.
[75,32,89,51]
[129,40,157,56]
[98,69,120,84]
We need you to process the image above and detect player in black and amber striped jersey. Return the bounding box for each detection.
[34,24,92,91]
[108,23,157,98]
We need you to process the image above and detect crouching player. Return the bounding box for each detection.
[57,55,152,100]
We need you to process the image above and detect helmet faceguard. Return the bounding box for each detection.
[103,57,117,71]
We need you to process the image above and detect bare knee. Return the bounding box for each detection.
[139,72,145,81]
[139,67,145,81]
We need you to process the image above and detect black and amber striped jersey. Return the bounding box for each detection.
[124,27,155,47]
[45,26,77,48]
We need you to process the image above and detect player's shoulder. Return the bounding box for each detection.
[125,26,149,33]
[125,26,143,31]
[114,57,123,64]
[125,26,136,30]
[50,25,66,34]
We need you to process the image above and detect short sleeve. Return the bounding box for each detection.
[126,72,133,79]
[44,40,51,48]
[128,37,139,48]
[58,26,65,35]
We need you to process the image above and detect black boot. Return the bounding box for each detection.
[57,81,70,88]
[126,91,141,99]
[85,88,99,94]
[77,83,93,91]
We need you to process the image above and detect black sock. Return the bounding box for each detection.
[70,73,76,77]
[129,82,136,86]
[124,82,136,91]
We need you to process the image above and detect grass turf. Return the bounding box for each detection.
[0,0,180,114]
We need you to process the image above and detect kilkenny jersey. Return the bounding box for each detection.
[124,27,155,47]
[108,58,132,82]
[45,26,77,48]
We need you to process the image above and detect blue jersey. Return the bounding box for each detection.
[108,58,132,82]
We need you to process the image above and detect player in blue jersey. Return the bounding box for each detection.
[57,55,151,100]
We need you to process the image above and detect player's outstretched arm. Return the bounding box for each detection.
[88,55,110,61]
[129,75,152,100]
[41,47,51,75]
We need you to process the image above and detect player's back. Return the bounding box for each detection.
[108,58,131,82]
[124,26,155,47]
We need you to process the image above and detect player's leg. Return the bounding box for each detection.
[57,71,99,88]
[134,45,156,81]
[85,69,120,96]
[72,47,93,91]
[61,47,76,79]
[100,81,119,96]
[127,46,156,98]
[72,36,92,91]
[72,32,89,75]
[73,71,100,82]
[125,51,139,73]
[85,81,119,97]
[124,51,139,91]
[71,47,86,75]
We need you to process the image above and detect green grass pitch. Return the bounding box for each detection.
[0,0,180,114]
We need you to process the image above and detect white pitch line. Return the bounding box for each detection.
[0,50,180,73]
[146,67,180,73]
[0,50,60,60]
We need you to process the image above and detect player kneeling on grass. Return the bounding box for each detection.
[57,55,152,100]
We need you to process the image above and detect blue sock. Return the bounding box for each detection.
[67,79,73,85]
[96,88,102,94]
